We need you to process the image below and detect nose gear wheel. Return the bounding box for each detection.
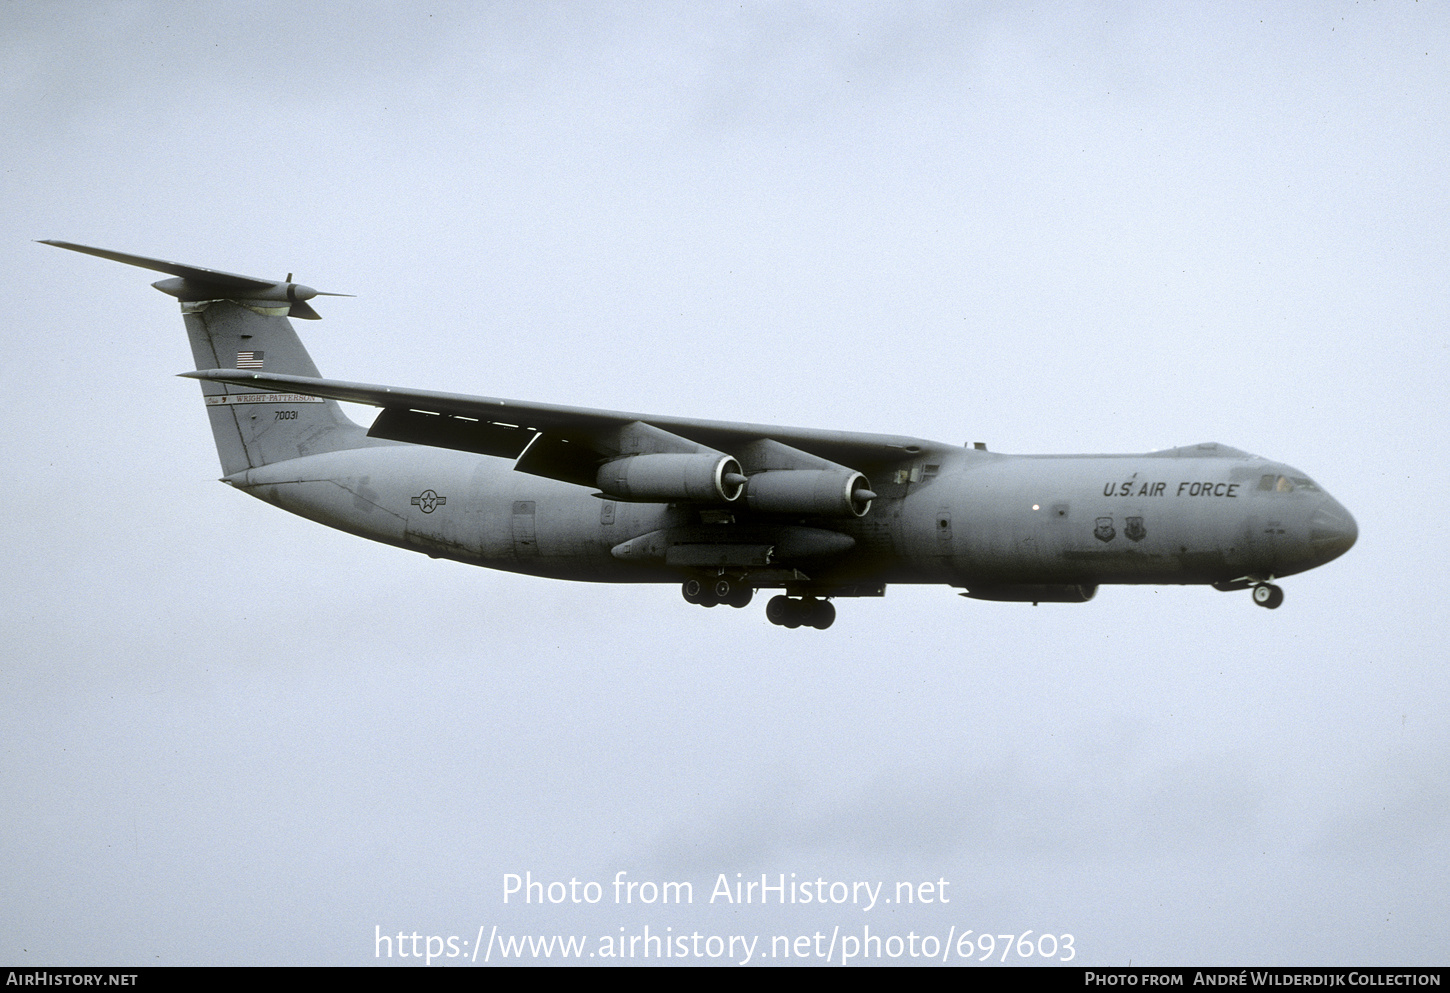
[1252,583,1284,609]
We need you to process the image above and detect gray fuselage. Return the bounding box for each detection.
[226,440,1357,593]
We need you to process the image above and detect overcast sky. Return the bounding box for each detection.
[2,1,1447,966]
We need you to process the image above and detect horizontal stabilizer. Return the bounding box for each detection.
[39,240,350,318]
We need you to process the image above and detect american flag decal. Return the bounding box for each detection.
[236,351,265,369]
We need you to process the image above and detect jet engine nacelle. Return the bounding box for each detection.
[596,453,745,504]
[743,469,875,518]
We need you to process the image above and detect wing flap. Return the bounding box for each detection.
[367,407,536,459]
[512,432,602,488]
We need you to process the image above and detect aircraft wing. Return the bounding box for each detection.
[182,369,954,491]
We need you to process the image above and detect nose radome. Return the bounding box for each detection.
[1309,500,1358,562]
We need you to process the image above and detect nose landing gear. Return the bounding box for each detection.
[1252,583,1284,609]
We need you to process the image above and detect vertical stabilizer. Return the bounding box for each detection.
[182,300,373,474]
[39,241,378,475]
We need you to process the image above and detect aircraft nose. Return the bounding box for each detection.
[1308,498,1357,564]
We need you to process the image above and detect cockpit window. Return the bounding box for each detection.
[1258,474,1316,494]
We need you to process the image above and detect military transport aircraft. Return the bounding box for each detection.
[43,240,1357,629]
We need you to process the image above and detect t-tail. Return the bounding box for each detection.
[40,241,376,475]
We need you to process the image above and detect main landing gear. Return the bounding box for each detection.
[679,580,837,629]
[766,595,836,630]
[681,577,754,609]
[1252,583,1285,609]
